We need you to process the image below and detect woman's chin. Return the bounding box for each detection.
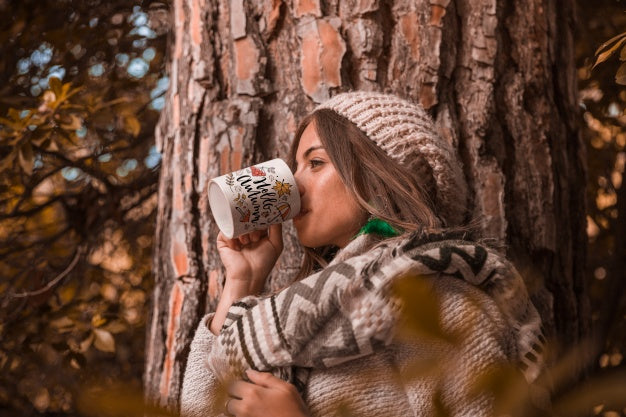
[295,227,322,248]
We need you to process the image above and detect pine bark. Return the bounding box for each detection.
[144,0,587,410]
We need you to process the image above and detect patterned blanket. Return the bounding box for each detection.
[206,232,545,392]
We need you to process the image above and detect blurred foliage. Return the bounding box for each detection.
[0,0,625,416]
[575,0,626,416]
[0,0,168,415]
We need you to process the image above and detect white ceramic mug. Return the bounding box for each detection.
[208,158,301,239]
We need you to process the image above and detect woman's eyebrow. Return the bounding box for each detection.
[303,145,324,159]
[295,146,325,169]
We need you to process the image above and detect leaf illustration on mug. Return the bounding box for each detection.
[236,206,251,223]
[272,180,292,197]
[225,173,235,188]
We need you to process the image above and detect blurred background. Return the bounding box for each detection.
[0,0,624,416]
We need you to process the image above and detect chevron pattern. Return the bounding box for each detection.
[207,233,546,392]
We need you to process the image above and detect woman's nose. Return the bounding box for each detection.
[294,171,305,197]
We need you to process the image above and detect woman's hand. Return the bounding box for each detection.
[210,224,283,335]
[225,370,309,417]
[217,223,283,294]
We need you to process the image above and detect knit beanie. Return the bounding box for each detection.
[316,91,468,226]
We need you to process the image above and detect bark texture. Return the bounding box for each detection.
[144,0,587,410]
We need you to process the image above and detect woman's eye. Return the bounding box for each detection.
[309,159,324,168]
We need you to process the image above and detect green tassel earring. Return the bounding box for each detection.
[356,217,400,238]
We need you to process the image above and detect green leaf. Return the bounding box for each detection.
[93,328,115,353]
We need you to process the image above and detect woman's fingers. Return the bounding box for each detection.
[248,229,264,243]
[217,232,241,251]
[239,233,250,245]
[245,369,281,388]
[226,372,308,417]
[225,396,240,416]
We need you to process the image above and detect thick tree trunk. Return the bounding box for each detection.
[144,0,587,410]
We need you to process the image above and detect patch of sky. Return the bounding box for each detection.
[34,154,43,170]
[124,159,138,170]
[149,76,168,110]
[116,158,138,177]
[131,26,157,39]
[150,76,169,99]
[76,126,87,138]
[98,153,112,162]
[62,166,83,181]
[143,47,156,61]
[127,58,148,78]
[89,63,105,77]
[31,43,53,68]
[150,96,165,111]
[608,102,620,118]
[17,58,31,74]
[30,84,42,96]
[130,8,148,27]
[20,110,31,118]
[116,53,129,66]
[89,17,99,28]
[47,65,66,81]
[132,38,147,49]
[144,145,161,169]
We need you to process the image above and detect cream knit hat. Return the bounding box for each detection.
[316,91,468,226]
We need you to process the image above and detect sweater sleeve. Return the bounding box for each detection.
[395,276,516,417]
[180,313,227,417]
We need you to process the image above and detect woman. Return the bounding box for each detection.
[181,92,545,417]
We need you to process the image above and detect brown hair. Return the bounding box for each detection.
[289,109,444,278]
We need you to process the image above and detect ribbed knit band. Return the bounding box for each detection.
[316,91,468,226]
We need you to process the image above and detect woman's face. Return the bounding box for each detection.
[292,122,366,248]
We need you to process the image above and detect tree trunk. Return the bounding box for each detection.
[144,0,587,411]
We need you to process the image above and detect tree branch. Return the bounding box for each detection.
[9,245,86,298]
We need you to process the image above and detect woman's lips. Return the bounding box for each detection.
[293,208,310,221]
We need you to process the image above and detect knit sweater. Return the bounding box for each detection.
[180,233,543,417]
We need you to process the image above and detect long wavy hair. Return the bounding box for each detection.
[289,109,447,279]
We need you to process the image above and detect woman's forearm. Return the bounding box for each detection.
[209,278,253,335]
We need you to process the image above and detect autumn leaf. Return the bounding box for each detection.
[50,316,75,332]
[593,33,626,69]
[272,180,292,197]
[93,328,116,353]
[616,62,626,85]
[123,114,141,137]
[18,143,34,175]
